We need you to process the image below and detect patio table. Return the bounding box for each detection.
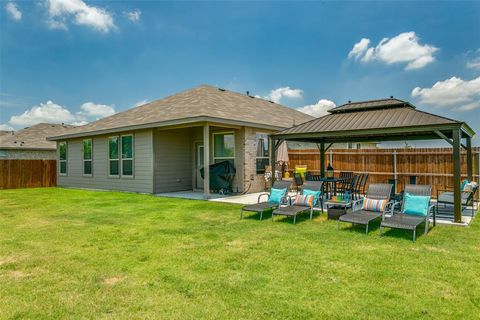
[316,177,350,197]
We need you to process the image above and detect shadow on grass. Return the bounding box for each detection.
[339,219,431,241]
[271,211,324,225]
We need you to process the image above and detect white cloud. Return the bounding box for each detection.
[0,124,15,131]
[71,120,88,126]
[125,9,141,22]
[5,2,21,20]
[348,38,370,60]
[467,58,480,69]
[9,101,77,127]
[348,32,438,70]
[411,76,480,111]
[297,99,336,118]
[6,100,116,129]
[132,99,148,108]
[265,87,303,103]
[45,0,115,33]
[466,50,480,69]
[78,102,115,119]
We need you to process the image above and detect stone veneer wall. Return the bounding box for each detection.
[243,127,273,193]
[0,149,56,160]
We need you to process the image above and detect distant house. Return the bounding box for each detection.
[0,123,74,159]
[48,85,313,195]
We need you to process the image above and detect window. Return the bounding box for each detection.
[213,132,235,166]
[348,143,353,149]
[356,143,361,149]
[109,136,119,176]
[59,141,67,175]
[256,133,269,174]
[121,135,134,176]
[83,139,92,175]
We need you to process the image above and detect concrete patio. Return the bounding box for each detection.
[156,190,477,226]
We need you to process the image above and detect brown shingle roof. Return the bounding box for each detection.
[0,123,75,150]
[0,130,13,138]
[49,85,314,140]
[277,100,461,136]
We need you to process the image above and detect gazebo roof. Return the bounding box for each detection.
[274,98,475,143]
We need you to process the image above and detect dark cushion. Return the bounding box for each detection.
[243,202,278,212]
[339,210,382,225]
[381,213,426,230]
[437,192,471,205]
[273,205,310,216]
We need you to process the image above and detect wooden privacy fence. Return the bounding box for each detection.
[288,148,480,197]
[0,160,56,189]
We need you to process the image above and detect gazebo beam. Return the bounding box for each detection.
[319,143,325,178]
[452,128,462,223]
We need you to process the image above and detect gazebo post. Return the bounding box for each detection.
[270,136,276,184]
[452,128,462,223]
[320,142,325,178]
[466,136,473,181]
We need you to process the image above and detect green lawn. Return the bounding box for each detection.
[0,188,479,319]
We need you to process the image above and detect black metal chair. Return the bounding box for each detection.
[381,184,435,241]
[336,171,354,194]
[293,172,303,193]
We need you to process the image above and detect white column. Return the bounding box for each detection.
[203,124,210,199]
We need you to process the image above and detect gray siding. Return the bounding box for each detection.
[57,129,154,193]
[154,128,193,193]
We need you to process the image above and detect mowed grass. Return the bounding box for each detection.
[0,188,479,319]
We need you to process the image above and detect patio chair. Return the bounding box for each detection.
[336,171,354,195]
[436,181,478,217]
[353,173,369,197]
[272,181,324,224]
[380,184,435,242]
[240,180,292,220]
[338,183,394,234]
[293,172,303,193]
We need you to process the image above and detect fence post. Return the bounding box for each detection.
[393,149,397,193]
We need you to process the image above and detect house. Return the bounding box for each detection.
[48,85,313,196]
[0,123,74,159]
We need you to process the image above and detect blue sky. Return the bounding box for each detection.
[1,1,479,144]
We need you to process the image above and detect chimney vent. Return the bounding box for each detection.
[246,91,250,96]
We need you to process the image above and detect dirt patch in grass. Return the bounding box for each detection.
[10,271,28,279]
[0,256,18,266]
[102,276,125,286]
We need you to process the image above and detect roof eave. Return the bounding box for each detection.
[272,123,465,141]
[48,116,287,141]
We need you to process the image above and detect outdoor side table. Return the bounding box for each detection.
[325,200,352,220]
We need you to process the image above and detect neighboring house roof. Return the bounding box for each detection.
[0,130,13,138]
[275,98,475,140]
[48,85,314,140]
[0,123,75,150]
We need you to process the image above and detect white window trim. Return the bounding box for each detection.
[255,132,270,175]
[59,141,67,176]
[82,138,93,177]
[213,131,235,164]
[121,134,134,178]
[108,135,120,178]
